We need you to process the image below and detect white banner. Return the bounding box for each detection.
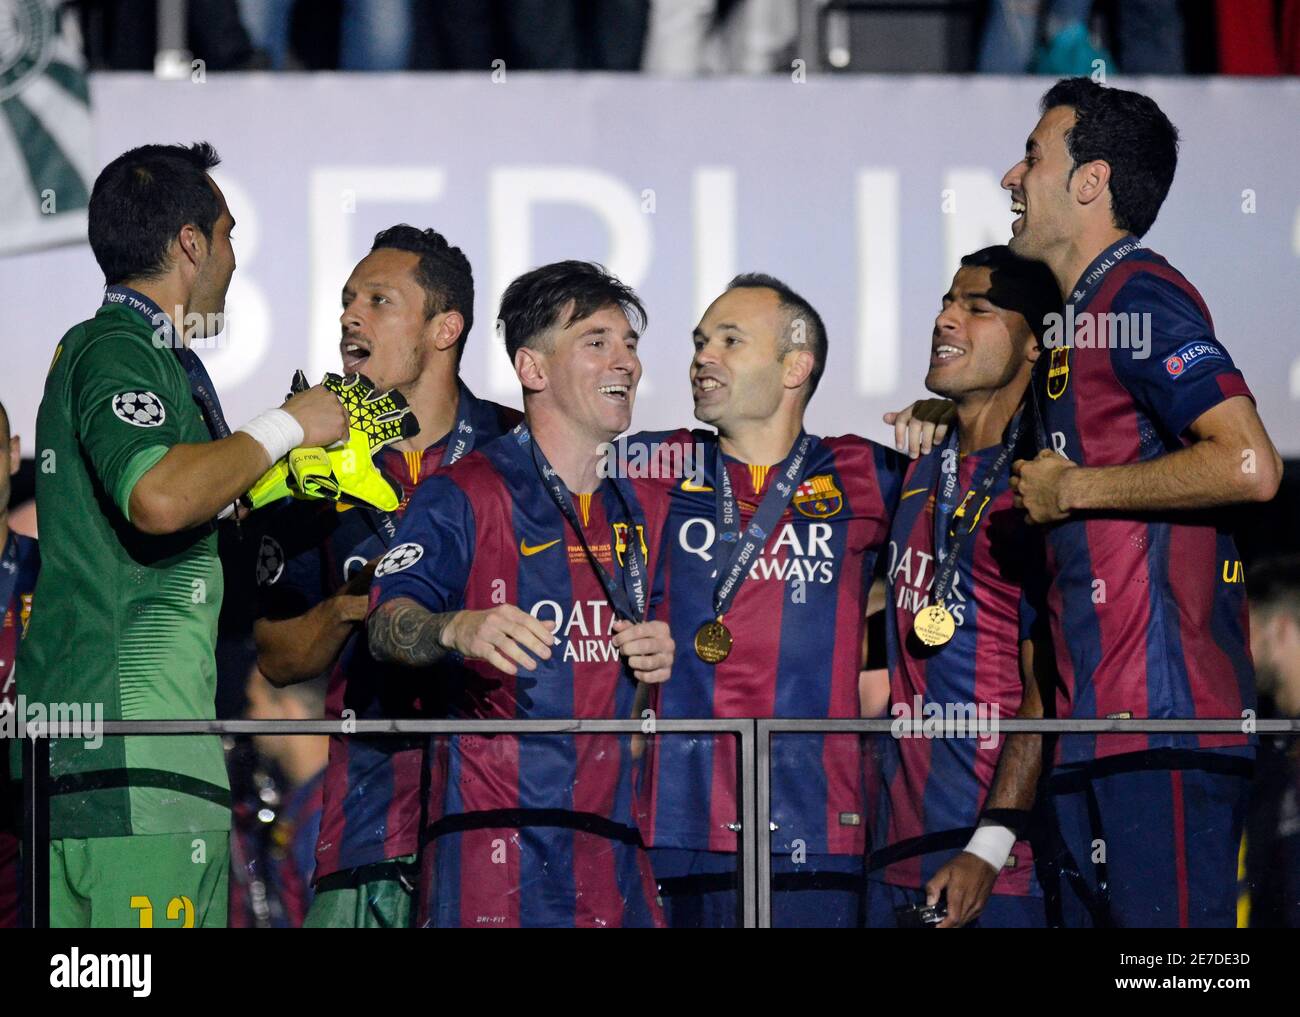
[2,73,1298,452]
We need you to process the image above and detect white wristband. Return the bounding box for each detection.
[238,408,304,465]
[963,820,1017,873]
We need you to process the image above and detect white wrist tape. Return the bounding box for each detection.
[963,820,1017,872]
[238,408,304,465]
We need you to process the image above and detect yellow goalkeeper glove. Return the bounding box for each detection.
[244,372,417,512]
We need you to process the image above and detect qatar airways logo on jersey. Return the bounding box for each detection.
[678,518,837,584]
[530,599,623,663]
[886,540,968,623]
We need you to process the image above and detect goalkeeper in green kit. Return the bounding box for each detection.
[14,142,411,928]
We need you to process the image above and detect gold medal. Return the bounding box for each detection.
[694,618,733,664]
[913,604,956,647]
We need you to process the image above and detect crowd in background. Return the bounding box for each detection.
[70,0,1300,76]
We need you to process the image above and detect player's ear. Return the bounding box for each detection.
[1073,159,1111,209]
[172,223,205,277]
[431,310,464,354]
[8,435,20,474]
[1025,328,1042,365]
[515,345,547,394]
[781,348,815,392]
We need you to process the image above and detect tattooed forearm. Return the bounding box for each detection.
[367,598,456,667]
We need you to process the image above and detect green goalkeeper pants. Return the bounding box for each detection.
[303,855,417,928]
[50,831,230,928]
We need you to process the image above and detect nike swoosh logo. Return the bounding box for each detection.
[680,479,714,493]
[520,538,562,557]
[900,488,930,500]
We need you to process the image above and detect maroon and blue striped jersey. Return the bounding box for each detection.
[370,426,672,927]
[1033,238,1256,764]
[629,429,904,856]
[253,387,520,881]
[0,530,39,928]
[874,439,1041,895]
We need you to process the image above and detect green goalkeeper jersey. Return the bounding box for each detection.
[14,298,230,838]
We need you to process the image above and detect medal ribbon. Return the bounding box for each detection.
[710,432,817,621]
[517,424,648,623]
[440,380,479,469]
[363,380,481,549]
[929,408,1026,609]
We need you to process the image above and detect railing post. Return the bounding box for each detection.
[756,720,772,928]
[21,731,49,929]
[738,722,757,928]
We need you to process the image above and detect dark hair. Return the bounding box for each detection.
[725,273,828,403]
[498,261,646,361]
[88,142,222,285]
[370,225,475,359]
[958,246,1063,345]
[1039,77,1179,238]
[1247,554,1300,618]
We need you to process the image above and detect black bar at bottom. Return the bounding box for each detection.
[21,735,49,929]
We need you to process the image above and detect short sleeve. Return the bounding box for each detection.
[70,333,190,521]
[371,475,475,615]
[1108,273,1253,439]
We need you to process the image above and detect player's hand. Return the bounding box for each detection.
[883,399,955,459]
[925,852,997,928]
[283,384,348,449]
[441,605,556,676]
[1011,449,1077,524]
[612,619,674,684]
[330,558,379,624]
[330,593,372,625]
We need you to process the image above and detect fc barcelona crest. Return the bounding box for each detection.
[1047,346,1070,400]
[613,522,648,564]
[793,474,843,519]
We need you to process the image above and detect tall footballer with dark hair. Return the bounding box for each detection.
[12,143,347,927]
[1005,79,1283,926]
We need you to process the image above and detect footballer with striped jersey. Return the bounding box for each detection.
[367,262,675,928]
[253,226,521,928]
[627,275,926,928]
[871,246,1061,928]
[1006,79,1282,926]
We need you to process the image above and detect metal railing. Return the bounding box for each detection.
[18,718,755,928]
[18,716,1298,928]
